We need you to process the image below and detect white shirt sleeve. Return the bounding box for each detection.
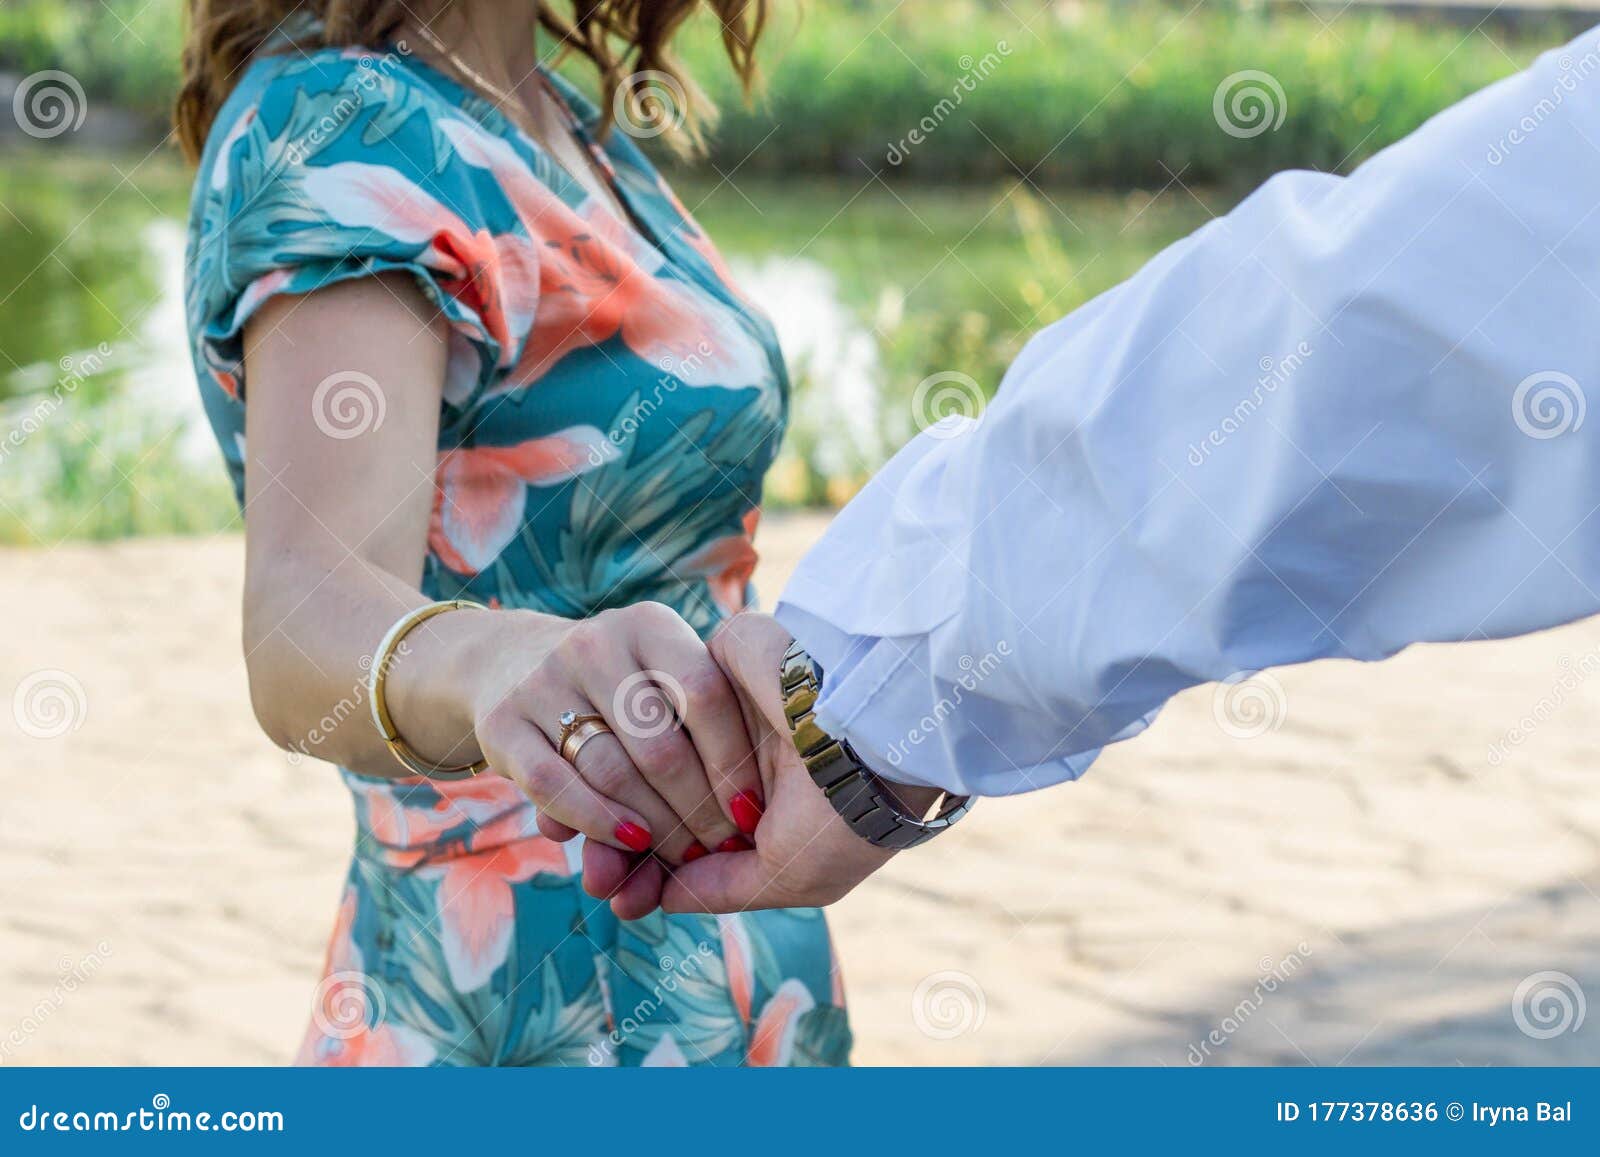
[776,29,1600,797]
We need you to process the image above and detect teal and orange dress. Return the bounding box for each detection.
[183,45,850,1067]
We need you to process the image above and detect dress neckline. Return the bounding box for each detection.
[401,49,671,264]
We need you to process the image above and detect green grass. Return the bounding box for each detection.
[1,0,1572,188]
[676,172,1225,499]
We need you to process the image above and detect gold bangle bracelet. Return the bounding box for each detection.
[367,599,489,780]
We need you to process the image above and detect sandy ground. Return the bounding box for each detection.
[1,512,1597,1066]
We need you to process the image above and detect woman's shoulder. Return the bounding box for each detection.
[198,44,464,186]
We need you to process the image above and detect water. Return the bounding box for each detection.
[0,149,1219,540]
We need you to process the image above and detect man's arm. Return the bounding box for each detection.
[775,28,1600,798]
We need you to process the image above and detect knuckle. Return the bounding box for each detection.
[632,734,690,779]
[583,754,635,799]
[677,663,732,714]
[475,702,521,753]
[560,621,602,664]
[514,755,564,803]
[626,600,680,634]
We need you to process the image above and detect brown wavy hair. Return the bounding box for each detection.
[174,0,767,163]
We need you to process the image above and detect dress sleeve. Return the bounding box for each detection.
[186,54,540,415]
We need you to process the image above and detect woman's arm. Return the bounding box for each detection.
[240,273,761,870]
[242,274,497,775]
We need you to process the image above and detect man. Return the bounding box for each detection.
[586,26,1600,915]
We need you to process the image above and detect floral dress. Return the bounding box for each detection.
[184,44,850,1067]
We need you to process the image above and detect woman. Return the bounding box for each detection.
[178,0,849,1066]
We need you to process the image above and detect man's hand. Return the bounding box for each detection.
[662,612,899,912]
[578,612,908,916]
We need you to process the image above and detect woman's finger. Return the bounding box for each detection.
[535,813,580,842]
[523,675,701,863]
[589,657,742,854]
[477,709,657,855]
[564,727,703,863]
[633,611,765,840]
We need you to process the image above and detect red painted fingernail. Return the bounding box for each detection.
[682,841,709,862]
[615,822,653,852]
[730,790,764,835]
[718,835,752,853]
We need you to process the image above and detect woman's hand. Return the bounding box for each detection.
[582,613,922,918]
[238,276,760,872]
[468,601,765,866]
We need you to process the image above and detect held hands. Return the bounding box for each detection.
[471,602,764,893]
[576,612,911,917]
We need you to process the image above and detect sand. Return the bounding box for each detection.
[2,513,1597,1065]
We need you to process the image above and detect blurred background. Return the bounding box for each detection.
[2,0,1598,1066]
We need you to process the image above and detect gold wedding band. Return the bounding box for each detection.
[557,709,611,764]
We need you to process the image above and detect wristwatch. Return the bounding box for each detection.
[778,640,972,849]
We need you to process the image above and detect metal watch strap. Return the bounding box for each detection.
[779,640,972,850]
